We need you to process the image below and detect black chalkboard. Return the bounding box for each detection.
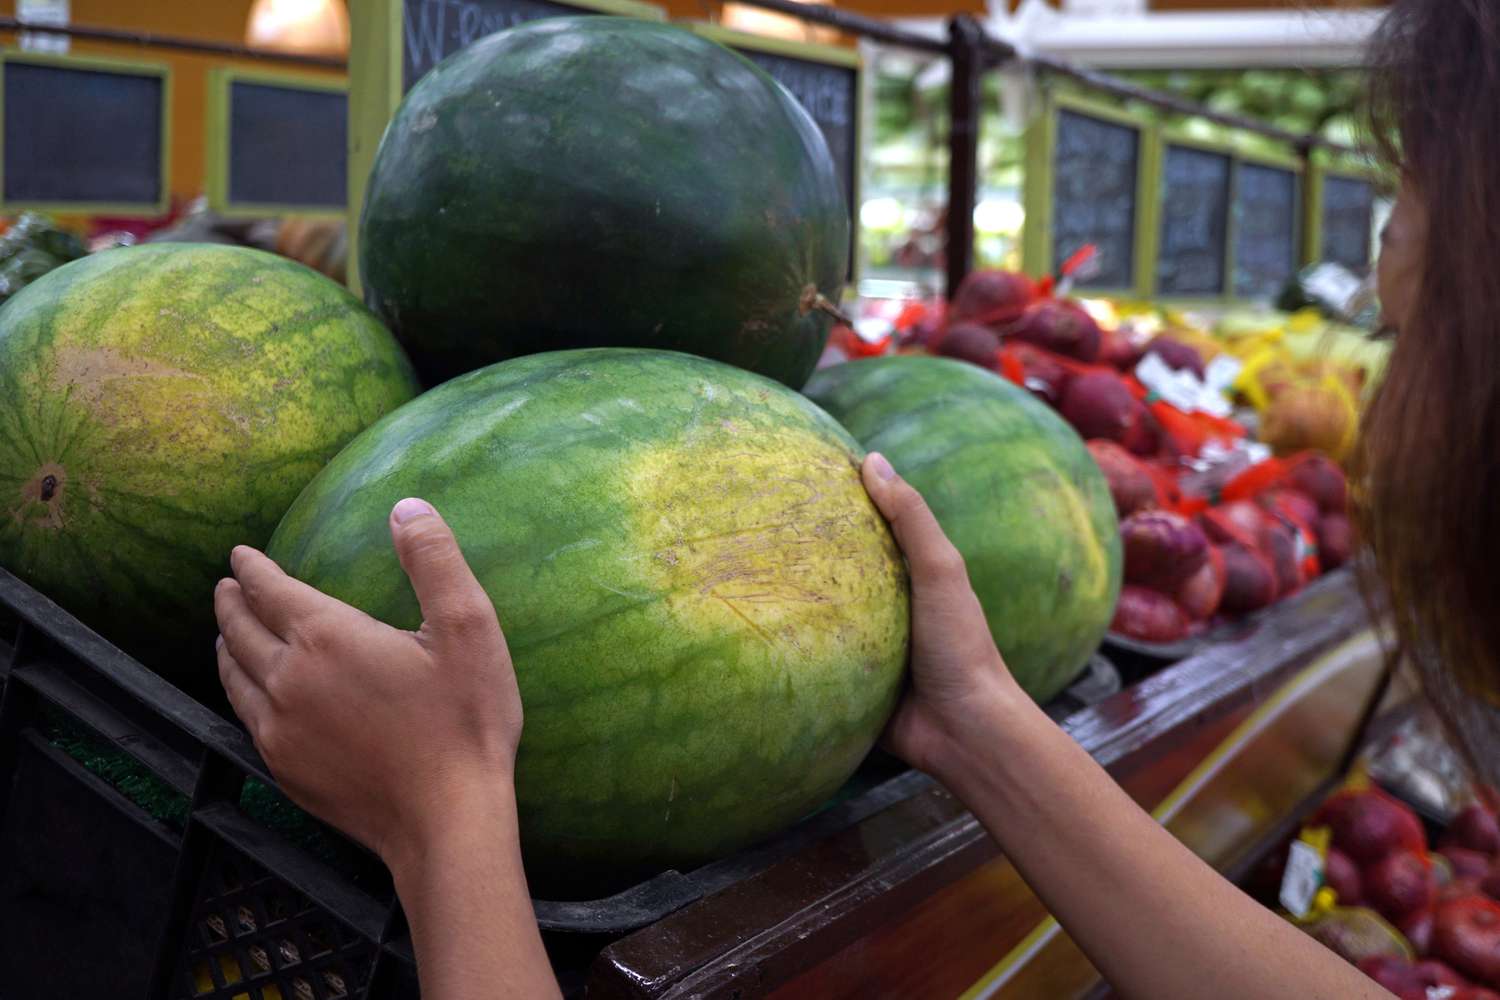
[1233,162,1300,300]
[738,47,859,270]
[403,0,604,90]
[227,81,347,209]
[1321,174,1375,272]
[2,59,163,208]
[1156,144,1231,297]
[1052,109,1140,290]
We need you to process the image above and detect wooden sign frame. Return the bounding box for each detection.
[347,0,666,291]
[0,49,171,216]
[1304,150,1386,272]
[1227,144,1304,303]
[1022,90,1155,299]
[681,22,863,284]
[1143,129,1236,305]
[205,67,348,221]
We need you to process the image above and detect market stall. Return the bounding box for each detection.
[0,2,1407,999]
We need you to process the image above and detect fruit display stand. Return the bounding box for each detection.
[0,5,1393,999]
[0,559,1387,999]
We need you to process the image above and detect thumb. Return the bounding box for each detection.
[861,453,970,586]
[389,497,496,633]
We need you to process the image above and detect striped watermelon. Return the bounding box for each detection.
[804,355,1121,702]
[0,244,419,683]
[267,349,908,889]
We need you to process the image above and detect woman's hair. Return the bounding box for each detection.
[1360,0,1500,772]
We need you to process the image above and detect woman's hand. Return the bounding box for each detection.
[213,497,522,871]
[860,452,1026,776]
[216,498,559,999]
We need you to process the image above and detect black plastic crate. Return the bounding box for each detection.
[0,564,1139,998]
[0,568,414,1000]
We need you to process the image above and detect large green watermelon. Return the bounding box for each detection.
[268,349,907,889]
[0,244,419,683]
[359,17,848,389]
[804,355,1120,703]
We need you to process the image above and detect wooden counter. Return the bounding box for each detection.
[575,570,1388,999]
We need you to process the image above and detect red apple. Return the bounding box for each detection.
[934,323,1001,368]
[1287,452,1348,514]
[1313,787,1429,868]
[1368,850,1436,923]
[1087,440,1158,519]
[1446,848,1495,884]
[1434,894,1500,988]
[1011,299,1102,362]
[949,269,1037,328]
[1008,342,1071,406]
[1359,955,1470,999]
[1061,371,1136,442]
[1326,846,1364,905]
[1401,906,1435,956]
[1450,805,1500,855]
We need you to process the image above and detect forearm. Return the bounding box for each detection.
[933,689,1388,1000]
[388,786,561,1000]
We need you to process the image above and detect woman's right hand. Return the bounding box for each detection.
[860,452,1029,777]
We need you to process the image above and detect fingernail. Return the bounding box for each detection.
[392,497,435,524]
[869,453,897,482]
[215,635,224,651]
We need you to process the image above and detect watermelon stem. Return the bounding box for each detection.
[800,284,852,326]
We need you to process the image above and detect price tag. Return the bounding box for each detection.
[1303,263,1365,314]
[1204,354,1243,393]
[1280,839,1324,918]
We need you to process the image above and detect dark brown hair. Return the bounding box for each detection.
[1360,0,1500,772]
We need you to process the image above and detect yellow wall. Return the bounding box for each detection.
[1,0,346,216]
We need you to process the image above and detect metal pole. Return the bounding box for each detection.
[946,15,986,300]
[716,0,945,53]
[0,17,348,70]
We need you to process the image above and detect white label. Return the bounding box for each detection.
[852,317,892,345]
[1133,353,1198,411]
[1303,263,1364,312]
[18,0,68,54]
[1280,840,1324,917]
[1204,354,1243,393]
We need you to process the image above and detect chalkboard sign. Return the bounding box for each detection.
[1320,173,1375,272]
[401,0,665,90]
[690,26,860,280]
[1051,107,1142,291]
[1231,161,1300,301]
[1156,142,1231,297]
[208,71,347,216]
[1,53,169,212]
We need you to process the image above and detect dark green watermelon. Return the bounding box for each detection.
[804,355,1121,703]
[268,349,907,890]
[359,17,848,389]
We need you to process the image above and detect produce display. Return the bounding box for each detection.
[360,17,848,389]
[0,214,87,309]
[862,267,1378,646]
[1257,781,1500,999]
[268,349,909,889]
[0,244,418,682]
[0,12,1397,910]
[804,355,1121,703]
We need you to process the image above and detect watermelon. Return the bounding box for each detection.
[0,244,419,684]
[359,17,848,389]
[804,355,1121,702]
[266,348,908,889]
